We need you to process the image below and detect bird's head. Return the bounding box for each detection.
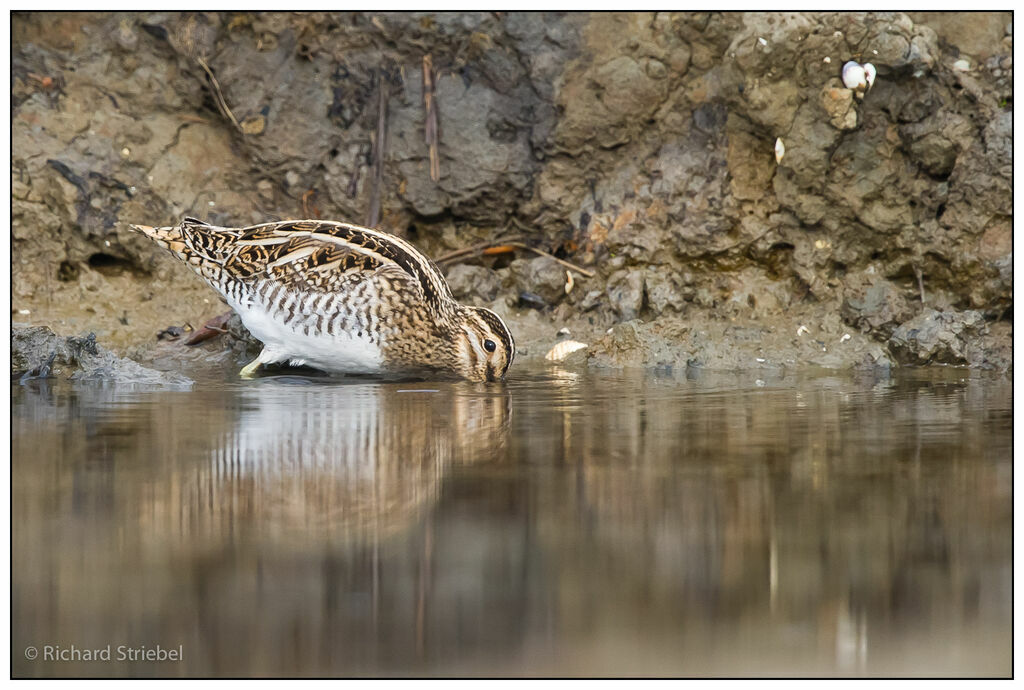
[452,306,515,382]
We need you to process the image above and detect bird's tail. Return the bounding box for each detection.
[128,221,189,259]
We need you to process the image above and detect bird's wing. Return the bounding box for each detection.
[185,218,455,316]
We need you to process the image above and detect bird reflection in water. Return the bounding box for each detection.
[140,381,513,544]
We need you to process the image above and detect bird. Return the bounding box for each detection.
[129,217,515,382]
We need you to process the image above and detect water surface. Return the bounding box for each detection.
[12,366,1012,677]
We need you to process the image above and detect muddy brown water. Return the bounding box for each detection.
[12,366,1011,677]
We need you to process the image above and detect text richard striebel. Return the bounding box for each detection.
[42,644,182,662]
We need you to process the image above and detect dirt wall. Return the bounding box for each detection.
[11,12,1012,371]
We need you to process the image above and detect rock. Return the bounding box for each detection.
[508,257,566,306]
[606,269,646,321]
[12,325,192,386]
[587,320,689,369]
[256,179,275,200]
[579,289,603,312]
[445,264,502,303]
[909,11,1012,60]
[518,291,548,310]
[223,312,262,358]
[900,113,972,177]
[820,82,858,130]
[644,270,686,315]
[887,308,988,365]
[841,280,916,339]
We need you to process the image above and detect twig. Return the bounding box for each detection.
[422,55,440,182]
[301,189,319,218]
[506,241,595,278]
[434,235,522,264]
[196,56,241,132]
[481,245,517,255]
[434,237,595,278]
[367,68,388,227]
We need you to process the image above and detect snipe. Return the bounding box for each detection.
[130,217,515,382]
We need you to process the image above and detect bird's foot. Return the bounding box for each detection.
[239,358,263,379]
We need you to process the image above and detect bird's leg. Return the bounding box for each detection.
[239,359,262,379]
[239,348,271,379]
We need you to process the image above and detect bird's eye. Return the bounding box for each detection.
[484,339,497,353]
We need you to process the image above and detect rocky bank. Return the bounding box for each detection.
[11,12,1012,377]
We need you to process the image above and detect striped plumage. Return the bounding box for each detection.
[130,217,515,382]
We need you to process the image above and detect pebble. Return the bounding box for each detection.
[257,179,275,200]
[953,59,970,72]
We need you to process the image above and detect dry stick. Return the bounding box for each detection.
[434,235,522,264]
[422,55,440,182]
[196,56,241,132]
[367,69,388,228]
[435,237,595,278]
[506,241,595,278]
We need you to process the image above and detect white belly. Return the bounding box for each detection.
[229,295,385,374]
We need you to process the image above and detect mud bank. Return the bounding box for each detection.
[12,12,1012,374]
[12,325,192,385]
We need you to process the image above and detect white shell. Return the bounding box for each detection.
[842,61,867,90]
[953,59,970,72]
[774,137,785,164]
[545,340,588,362]
[862,63,876,89]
